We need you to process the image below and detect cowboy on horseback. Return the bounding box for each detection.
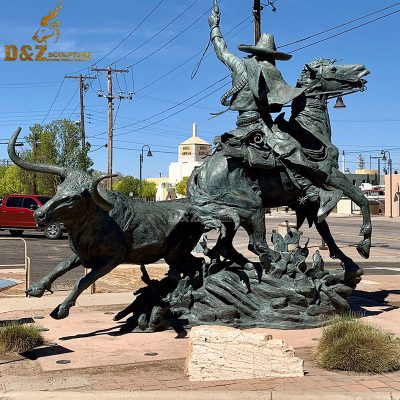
[209,0,342,221]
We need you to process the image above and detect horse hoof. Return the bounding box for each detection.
[341,259,361,273]
[50,305,69,320]
[357,239,371,259]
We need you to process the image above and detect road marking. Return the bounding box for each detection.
[362,267,400,272]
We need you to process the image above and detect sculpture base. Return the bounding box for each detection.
[114,248,363,332]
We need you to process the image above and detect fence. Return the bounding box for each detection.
[0,237,31,294]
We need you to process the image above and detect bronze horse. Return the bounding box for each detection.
[188,59,371,273]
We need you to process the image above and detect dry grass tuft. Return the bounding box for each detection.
[0,323,45,353]
[315,315,400,373]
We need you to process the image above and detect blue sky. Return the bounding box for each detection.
[0,0,399,177]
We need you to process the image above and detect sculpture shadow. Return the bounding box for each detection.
[59,326,121,341]
[22,344,73,360]
[348,289,400,316]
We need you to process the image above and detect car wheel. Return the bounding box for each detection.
[44,224,63,240]
[9,229,24,237]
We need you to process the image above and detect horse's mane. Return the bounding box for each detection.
[297,58,336,86]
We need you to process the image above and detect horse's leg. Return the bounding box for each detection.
[242,207,280,261]
[327,168,372,259]
[314,218,359,271]
[211,222,253,268]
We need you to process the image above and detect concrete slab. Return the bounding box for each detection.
[35,310,188,371]
[0,292,133,313]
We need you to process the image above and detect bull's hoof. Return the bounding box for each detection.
[26,284,48,297]
[356,239,371,259]
[50,305,70,320]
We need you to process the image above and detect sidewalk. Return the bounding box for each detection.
[2,391,400,400]
[1,273,400,397]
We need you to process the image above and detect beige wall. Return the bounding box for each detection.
[384,175,400,218]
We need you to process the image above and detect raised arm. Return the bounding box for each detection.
[209,0,242,72]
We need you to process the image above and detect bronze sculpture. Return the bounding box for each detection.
[8,0,372,330]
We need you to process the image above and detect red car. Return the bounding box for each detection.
[0,194,64,239]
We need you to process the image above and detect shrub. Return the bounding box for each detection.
[315,315,400,373]
[0,323,45,353]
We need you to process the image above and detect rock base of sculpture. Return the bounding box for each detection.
[114,245,363,332]
[185,325,304,381]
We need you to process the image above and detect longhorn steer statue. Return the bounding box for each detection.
[8,128,204,319]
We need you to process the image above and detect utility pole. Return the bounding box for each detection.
[253,0,261,44]
[342,150,346,174]
[32,129,37,194]
[64,74,96,149]
[91,66,132,190]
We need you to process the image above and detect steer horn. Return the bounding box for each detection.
[8,128,67,177]
[91,175,118,212]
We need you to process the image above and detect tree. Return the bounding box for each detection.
[112,176,139,196]
[0,165,30,197]
[112,176,157,199]
[175,176,190,196]
[18,120,93,195]
[141,180,157,199]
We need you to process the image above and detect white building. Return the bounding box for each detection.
[169,123,212,185]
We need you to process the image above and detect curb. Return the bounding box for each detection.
[1,392,400,400]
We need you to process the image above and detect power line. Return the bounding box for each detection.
[96,0,165,65]
[88,75,229,138]
[125,4,215,69]
[66,0,165,76]
[57,86,79,119]
[278,2,400,49]
[112,0,201,65]
[135,15,252,94]
[41,78,65,124]
[288,8,400,53]
[114,146,175,154]
[113,81,229,138]
[68,103,80,120]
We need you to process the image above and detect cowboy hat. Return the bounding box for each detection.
[238,33,291,61]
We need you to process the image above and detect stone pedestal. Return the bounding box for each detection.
[185,325,304,381]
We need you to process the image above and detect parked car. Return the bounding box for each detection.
[0,194,64,239]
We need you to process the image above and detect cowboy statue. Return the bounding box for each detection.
[208,0,342,221]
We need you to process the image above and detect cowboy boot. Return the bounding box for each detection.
[293,173,342,223]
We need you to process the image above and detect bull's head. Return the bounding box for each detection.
[8,128,116,226]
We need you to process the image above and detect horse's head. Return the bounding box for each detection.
[298,58,369,96]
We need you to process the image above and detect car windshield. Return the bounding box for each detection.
[37,196,51,205]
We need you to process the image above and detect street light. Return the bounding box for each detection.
[381,150,393,218]
[139,145,153,198]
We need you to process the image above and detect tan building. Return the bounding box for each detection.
[169,123,212,185]
[385,174,400,218]
[146,177,176,201]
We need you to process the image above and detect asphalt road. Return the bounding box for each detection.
[0,229,84,291]
[0,215,399,291]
